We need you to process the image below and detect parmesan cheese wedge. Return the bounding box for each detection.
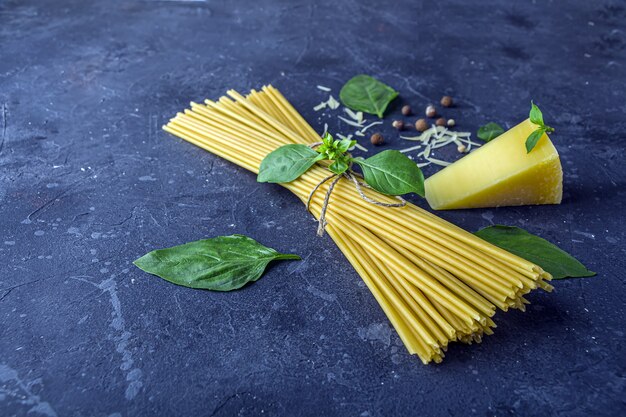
[424,119,563,210]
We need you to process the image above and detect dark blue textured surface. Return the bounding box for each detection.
[1,1,625,416]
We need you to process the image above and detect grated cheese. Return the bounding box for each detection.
[313,95,340,112]
[359,121,383,134]
[344,107,360,122]
[399,126,480,167]
[423,144,432,159]
[327,95,340,110]
[338,116,365,128]
[425,156,452,166]
[313,102,327,112]
[399,144,422,153]
[317,85,332,92]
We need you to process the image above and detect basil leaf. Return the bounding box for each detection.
[477,122,505,142]
[134,235,300,291]
[337,138,356,153]
[525,127,545,153]
[474,225,595,279]
[258,144,323,183]
[322,132,334,147]
[529,101,544,126]
[353,150,424,196]
[339,75,398,118]
[329,159,349,175]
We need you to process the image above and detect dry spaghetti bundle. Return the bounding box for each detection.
[163,85,553,364]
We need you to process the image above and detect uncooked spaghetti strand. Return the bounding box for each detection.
[367,249,457,342]
[290,178,512,308]
[346,238,443,350]
[215,96,291,142]
[296,167,542,283]
[227,90,304,144]
[254,87,315,142]
[328,225,430,361]
[312,186,518,300]
[263,85,322,143]
[248,90,293,128]
[334,225,445,364]
[163,124,259,173]
[202,98,293,147]
[325,213,484,325]
[172,113,277,160]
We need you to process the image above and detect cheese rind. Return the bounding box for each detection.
[424,119,563,210]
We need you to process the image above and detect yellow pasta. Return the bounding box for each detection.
[162,85,553,364]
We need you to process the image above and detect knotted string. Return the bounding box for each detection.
[305,142,406,236]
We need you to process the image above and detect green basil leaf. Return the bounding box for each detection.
[339,75,398,118]
[529,101,544,126]
[474,225,595,279]
[322,132,334,147]
[337,138,355,153]
[258,144,323,183]
[525,127,545,153]
[477,122,505,142]
[353,150,424,196]
[134,235,300,291]
[329,159,349,175]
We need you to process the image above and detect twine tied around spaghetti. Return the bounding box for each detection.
[305,141,406,237]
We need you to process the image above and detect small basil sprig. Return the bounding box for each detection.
[315,132,355,175]
[525,101,555,153]
[134,235,300,291]
[257,132,424,197]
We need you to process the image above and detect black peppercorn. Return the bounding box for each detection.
[415,118,428,132]
[370,133,384,146]
[441,96,453,107]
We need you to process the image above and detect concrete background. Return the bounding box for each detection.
[0,1,624,416]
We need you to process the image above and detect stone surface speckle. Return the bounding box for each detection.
[1,1,625,416]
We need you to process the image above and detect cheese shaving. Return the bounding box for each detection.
[359,121,383,134]
[317,85,331,92]
[313,95,340,112]
[327,95,340,110]
[352,143,369,152]
[313,102,327,112]
[425,156,452,166]
[338,116,365,128]
[399,144,422,153]
[344,107,360,121]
